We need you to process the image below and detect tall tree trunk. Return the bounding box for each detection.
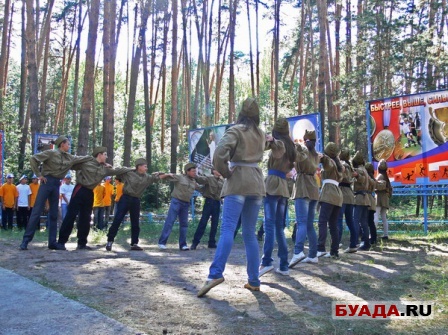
[2,3,14,94]
[72,0,84,139]
[78,0,101,155]
[316,0,328,137]
[124,1,150,166]
[18,1,27,171]
[102,0,117,164]
[143,37,152,170]
[246,0,255,97]
[160,7,170,153]
[255,0,260,97]
[426,0,436,90]
[36,0,55,67]
[171,0,179,173]
[273,0,281,120]
[345,0,352,75]
[228,0,239,123]
[333,3,342,144]
[40,25,50,133]
[309,0,317,111]
[297,1,306,114]
[0,0,11,116]
[26,0,40,151]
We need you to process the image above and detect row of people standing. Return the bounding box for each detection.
[198,97,394,297]
[0,174,38,230]
[16,135,204,252]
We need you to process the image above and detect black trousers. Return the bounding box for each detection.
[107,194,141,245]
[317,202,341,255]
[58,185,93,246]
[368,209,377,243]
[16,207,30,229]
[2,207,14,229]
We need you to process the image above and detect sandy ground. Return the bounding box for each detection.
[1,234,447,335]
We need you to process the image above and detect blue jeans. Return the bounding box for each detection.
[93,207,105,230]
[22,175,61,246]
[354,205,369,247]
[261,195,289,271]
[61,204,68,221]
[192,197,221,246]
[158,198,190,248]
[208,195,262,287]
[293,198,317,258]
[337,203,357,248]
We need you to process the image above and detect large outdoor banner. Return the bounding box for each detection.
[34,133,64,154]
[368,89,448,186]
[188,113,322,175]
[189,125,231,174]
[287,113,323,152]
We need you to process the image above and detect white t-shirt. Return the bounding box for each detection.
[402,122,411,134]
[17,184,32,207]
[60,183,75,204]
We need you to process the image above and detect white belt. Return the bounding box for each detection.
[322,179,339,187]
[229,161,259,168]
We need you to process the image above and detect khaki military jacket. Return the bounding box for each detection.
[265,139,291,198]
[73,158,131,190]
[30,149,91,179]
[339,161,355,205]
[213,124,266,197]
[376,174,391,209]
[163,174,199,203]
[353,166,370,206]
[366,175,376,211]
[292,144,319,200]
[118,170,160,198]
[319,155,343,207]
[196,175,224,201]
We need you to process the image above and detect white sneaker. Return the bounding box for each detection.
[259,265,274,277]
[181,245,190,251]
[288,251,306,268]
[317,251,330,258]
[158,244,167,250]
[301,257,318,264]
[275,268,290,276]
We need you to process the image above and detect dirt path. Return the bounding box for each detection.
[1,236,447,335]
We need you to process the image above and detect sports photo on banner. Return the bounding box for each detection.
[368,89,448,186]
[34,133,60,154]
[188,125,231,175]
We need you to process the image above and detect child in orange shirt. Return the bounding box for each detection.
[0,174,19,230]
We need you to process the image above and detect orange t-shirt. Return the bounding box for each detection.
[103,182,114,206]
[93,185,105,207]
[29,183,40,207]
[0,184,19,208]
[115,181,123,202]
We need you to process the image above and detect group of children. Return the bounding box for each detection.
[2,98,394,298]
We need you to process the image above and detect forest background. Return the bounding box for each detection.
[0,0,447,214]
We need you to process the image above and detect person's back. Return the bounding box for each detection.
[198,97,266,298]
